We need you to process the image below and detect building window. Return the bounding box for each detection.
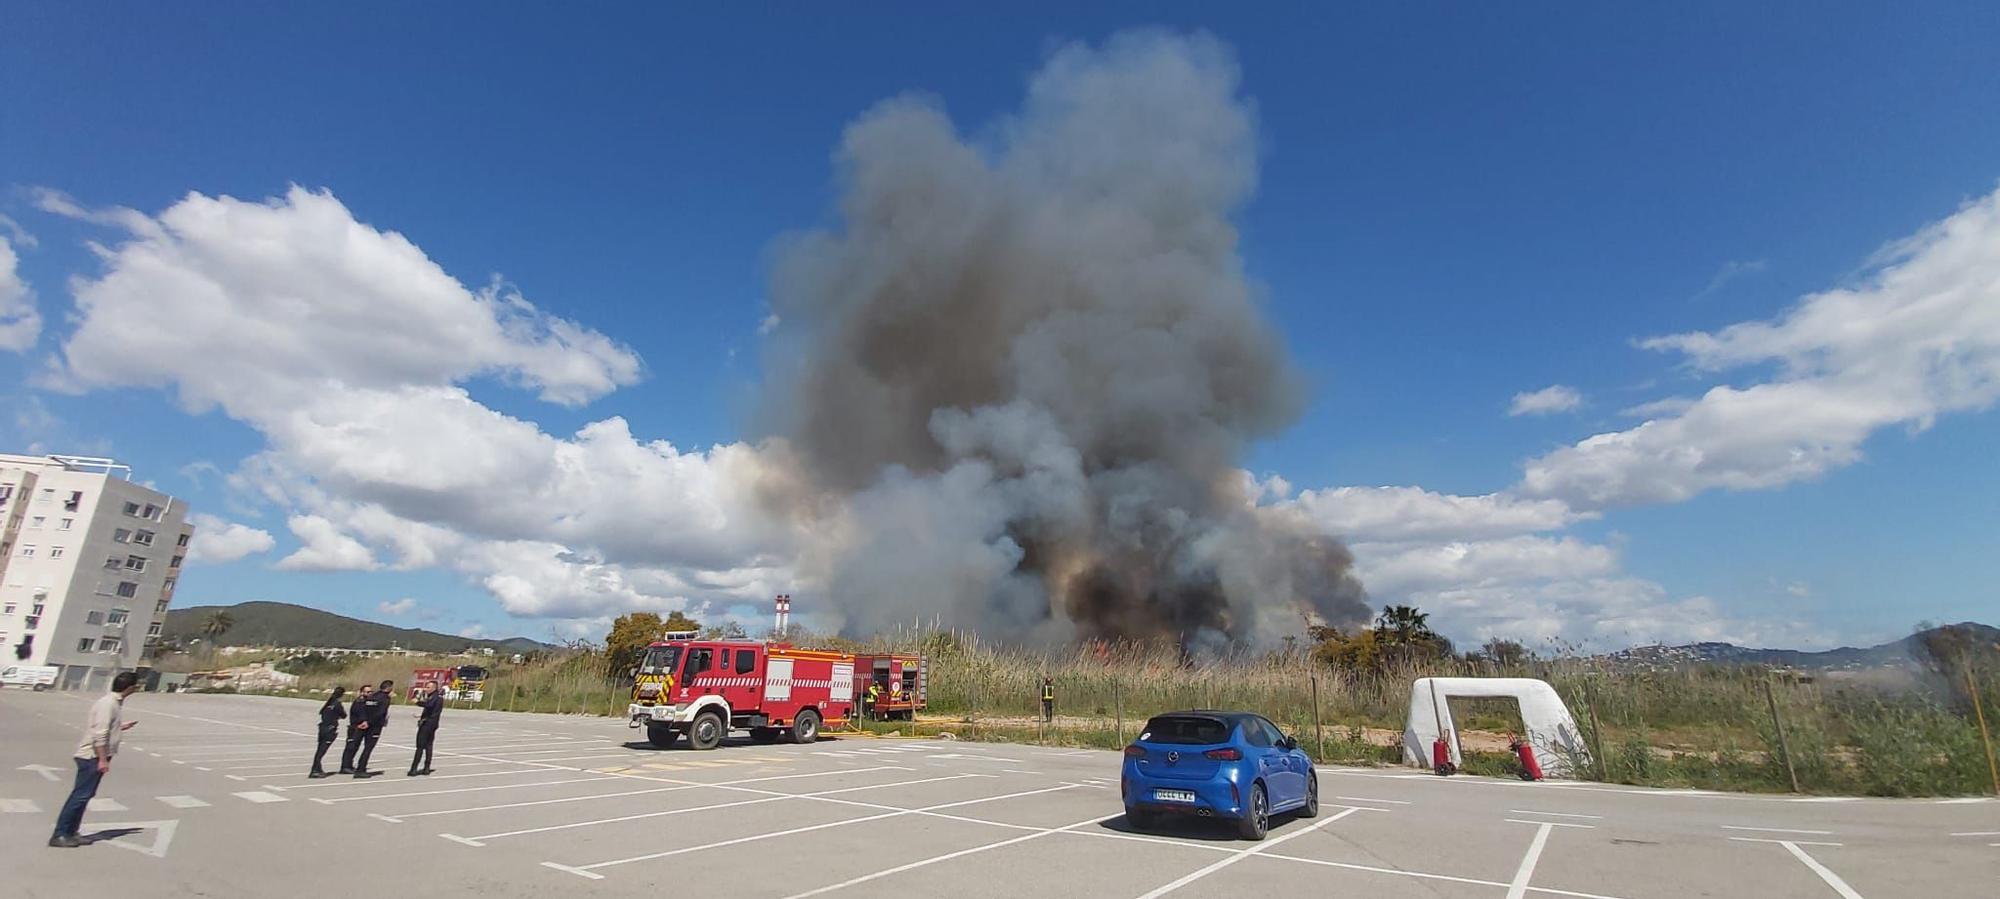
[107,608,129,626]
[115,582,138,598]
[113,528,132,543]
[86,611,104,625]
[29,516,44,528]
[24,616,39,630]
[142,503,161,520]
[155,599,169,615]
[125,555,147,572]
[163,577,176,594]
[31,602,43,615]
[0,485,11,502]
[177,532,191,547]
[133,530,156,546]
[100,637,121,653]
[76,638,95,653]
[18,544,33,557]
[64,491,83,511]
[169,555,184,569]
[48,546,64,560]
[57,518,73,530]
[147,621,163,637]
[39,488,55,504]
[104,557,122,571]
[1,601,14,614]
[123,501,140,516]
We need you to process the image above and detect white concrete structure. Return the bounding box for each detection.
[0,454,192,691]
[1401,676,1593,777]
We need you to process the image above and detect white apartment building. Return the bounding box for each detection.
[0,454,192,691]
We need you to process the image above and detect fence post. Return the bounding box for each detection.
[1584,676,1609,783]
[1968,665,1999,797]
[509,684,518,713]
[1764,677,1801,793]
[1310,672,1324,761]
[1114,679,1124,747]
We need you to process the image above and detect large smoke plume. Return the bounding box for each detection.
[757,32,1367,646]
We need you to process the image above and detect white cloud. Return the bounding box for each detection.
[183,513,276,564]
[0,237,40,351]
[276,514,379,571]
[1691,258,1768,301]
[1523,186,2000,509]
[1507,384,1583,417]
[378,597,418,616]
[1291,485,1585,543]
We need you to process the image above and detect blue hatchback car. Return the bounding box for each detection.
[1121,710,1318,840]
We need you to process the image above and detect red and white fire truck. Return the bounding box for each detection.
[628,632,856,749]
[854,652,926,720]
[408,664,489,702]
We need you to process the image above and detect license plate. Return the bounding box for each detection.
[1153,789,1196,803]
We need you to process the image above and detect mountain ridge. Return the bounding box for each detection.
[1602,622,1999,670]
[161,601,549,654]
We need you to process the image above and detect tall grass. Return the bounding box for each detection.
[241,626,2000,797]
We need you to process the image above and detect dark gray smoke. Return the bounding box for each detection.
[757,31,1368,646]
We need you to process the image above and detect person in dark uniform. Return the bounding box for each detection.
[338,684,374,774]
[353,679,393,777]
[1041,677,1055,722]
[310,686,347,778]
[408,681,443,776]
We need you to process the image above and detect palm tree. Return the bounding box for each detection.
[1374,605,1433,644]
[200,611,235,642]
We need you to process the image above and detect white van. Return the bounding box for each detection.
[0,665,58,690]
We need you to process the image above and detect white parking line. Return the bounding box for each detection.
[282,767,551,789]
[1510,810,1600,819]
[1,798,41,813]
[157,795,209,808]
[88,798,128,812]
[1339,796,1414,805]
[315,775,620,804]
[1505,821,1556,899]
[1949,831,2000,836]
[1778,841,1865,899]
[464,773,985,844]
[541,783,1082,878]
[1133,807,1362,899]
[1722,825,1833,835]
[233,791,287,803]
[782,811,1122,899]
[384,766,909,822]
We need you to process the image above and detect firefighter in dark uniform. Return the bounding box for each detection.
[352,679,393,777]
[338,684,374,774]
[310,686,347,778]
[1041,677,1055,722]
[408,681,443,776]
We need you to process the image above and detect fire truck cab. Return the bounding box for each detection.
[628,632,855,750]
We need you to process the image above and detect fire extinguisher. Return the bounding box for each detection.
[1431,736,1457,776]
[1510,735,1543,781]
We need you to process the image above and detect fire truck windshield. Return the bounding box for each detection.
[639,645,681,673]
[456,666,487,681]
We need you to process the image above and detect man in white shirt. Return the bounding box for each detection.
[49,671,140,848]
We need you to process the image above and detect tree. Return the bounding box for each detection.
[604,613,665,677]
[662,611,701,634]
[200,611,235,642]
[701,620,748,640]
[1470,638,1530,668]
[1374,606,1435,645]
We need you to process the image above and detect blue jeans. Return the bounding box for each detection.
[53,757,104,839]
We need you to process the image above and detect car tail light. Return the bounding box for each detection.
[1204,748,1242,761]
[1123,745,1146,758]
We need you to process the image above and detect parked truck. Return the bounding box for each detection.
[409,664,489,702]
[628,631,855,749]
[853,653,926,720]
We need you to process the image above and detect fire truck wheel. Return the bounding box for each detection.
[646,724,679,748]
[789,709,821,744]
[689,711,726,750]
[749,727,780,743]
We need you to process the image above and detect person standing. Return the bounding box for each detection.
[338,684,374,774]
[353,679,393,777]
[49,671,140,848]
[1041,677,1055,722]
[407,681,443,776]
[310,686,347,778]
[864,681,881,721]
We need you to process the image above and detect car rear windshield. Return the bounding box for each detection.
[1140,715,1230,745]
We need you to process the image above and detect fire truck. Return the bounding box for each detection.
[854,653,926,720]
[628,632,855,749]
[409,665,488,702]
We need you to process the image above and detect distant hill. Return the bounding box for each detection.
[1604,622,2000,671]
[162,601,549,655]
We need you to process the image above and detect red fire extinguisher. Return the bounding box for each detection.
[1431,736,1457,776]
[1510,735,1544,781]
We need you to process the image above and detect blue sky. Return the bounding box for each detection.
[3,4,1997,648]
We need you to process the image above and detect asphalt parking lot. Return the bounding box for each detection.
[3,690,1995,898]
